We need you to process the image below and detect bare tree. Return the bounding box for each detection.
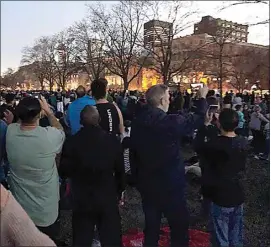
[1,68,22,89]
[199,28,239,95]
[52,30,81,90]
[219,1,269,26]
[226,48,253,92]
[141,1,201,84]
[21,43,47,90]
[87,1,150,90]
[71,19,106,81]
[248,48,270,89]
[21,36,58,91]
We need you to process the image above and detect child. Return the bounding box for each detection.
[196,109,248,246]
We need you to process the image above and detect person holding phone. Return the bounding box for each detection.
[194,109,248,247]
[130,84,208,247]
[5,96,65,243]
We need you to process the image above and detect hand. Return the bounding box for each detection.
[39,96,52,116]
[214,113,219,120]
[198,85,209,99]
[3,110,14,125]
[119,191,125,206]
[204,110,213,126]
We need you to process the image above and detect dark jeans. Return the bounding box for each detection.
[72,205,122,247]
[235,128,245,137]
[264,138,270,156]
[37,216,60,244]
[210,203,243,247]
[251,129,264,153]
[142,196,189,247]
[201,197,211,218]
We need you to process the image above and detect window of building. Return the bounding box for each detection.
[237,32,241,36]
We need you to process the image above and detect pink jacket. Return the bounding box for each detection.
[0,185,56,246]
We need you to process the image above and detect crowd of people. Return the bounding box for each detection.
[0,80,269,247]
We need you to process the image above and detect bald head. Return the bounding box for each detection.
[80,105,100,127]
[76,86,86,98]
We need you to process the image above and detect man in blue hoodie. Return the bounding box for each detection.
[67,86,96,135]
[130,84,208,247]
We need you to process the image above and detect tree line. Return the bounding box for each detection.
[1,0,270,92]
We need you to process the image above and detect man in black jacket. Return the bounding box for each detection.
[59,105,125,247]
[130,84,208,247]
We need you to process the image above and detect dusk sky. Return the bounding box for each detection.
[1,1,269,74]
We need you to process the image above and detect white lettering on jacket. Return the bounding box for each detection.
[107,109,113,132]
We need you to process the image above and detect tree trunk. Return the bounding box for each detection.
[39,77,44,91]
[163,73,169,85]
[219,46,223,97]
[123,74,129,90]
[62,74,66,91]
[49,80,54,92]
[123,81,129,91]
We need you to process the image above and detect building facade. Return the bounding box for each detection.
[194,15,249,43]
[144,20,173,47]
[171,33,269,90]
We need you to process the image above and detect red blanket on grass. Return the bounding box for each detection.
[122,227,210,247]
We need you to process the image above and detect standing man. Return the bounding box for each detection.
[130,84,208,247]
[55,89,64,113]
[91,79,124,137]
[59,105,125,247]
[66,86,95,135]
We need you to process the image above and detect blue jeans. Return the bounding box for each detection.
[210,203,243,247]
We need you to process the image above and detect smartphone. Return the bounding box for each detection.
[208,105,219,114]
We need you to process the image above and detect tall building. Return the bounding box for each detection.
[87,38,104,57]
[144,20,173,47]
[194,16,249,43]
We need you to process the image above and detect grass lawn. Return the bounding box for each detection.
[59,148,270,246]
